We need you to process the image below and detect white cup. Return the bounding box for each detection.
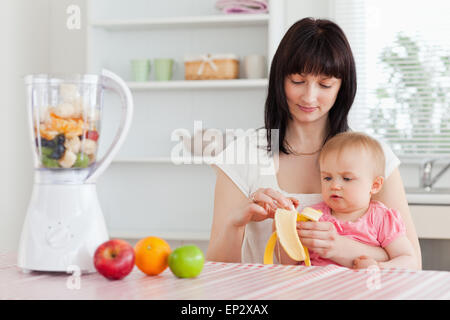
[243,54,266,79]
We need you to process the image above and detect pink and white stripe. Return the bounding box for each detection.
[1,253,449,299]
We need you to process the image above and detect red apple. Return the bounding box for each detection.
[94,239,135,280]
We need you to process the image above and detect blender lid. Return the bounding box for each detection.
[24,73,100,85]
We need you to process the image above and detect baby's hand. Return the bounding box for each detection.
[353,255,379,269]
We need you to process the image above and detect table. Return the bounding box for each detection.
[1,252,449,300]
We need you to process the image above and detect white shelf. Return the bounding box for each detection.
[90,14,269,30]
[88,0,284,244]
[127,79,268,90]
[109,229,210,241]
[113,156,217,165]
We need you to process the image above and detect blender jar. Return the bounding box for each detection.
[27,74,102,172]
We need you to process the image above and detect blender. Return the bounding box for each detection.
[18,69,133,273]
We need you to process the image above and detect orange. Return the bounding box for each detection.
[134,236,171,276]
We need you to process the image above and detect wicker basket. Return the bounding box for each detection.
[184,54,239,80]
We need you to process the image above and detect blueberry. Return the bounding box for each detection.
[55,134,65,145]
[41,138,55,148]
[50,144,65,159]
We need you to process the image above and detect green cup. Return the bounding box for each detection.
[154,58,174,81]
[131,59,150,82]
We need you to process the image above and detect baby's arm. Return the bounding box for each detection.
[377,235,417,269]
[353,235,417,269]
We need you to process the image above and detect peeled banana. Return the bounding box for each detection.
[263,207,323,266]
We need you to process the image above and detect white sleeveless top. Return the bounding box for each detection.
[214,129,401,263]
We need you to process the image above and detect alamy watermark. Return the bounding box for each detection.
[66,265,81,290]
[66,5,81,30]
[170,121,280,175]
[366,265,382,291]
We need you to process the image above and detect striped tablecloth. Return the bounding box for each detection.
[1,252,449,300]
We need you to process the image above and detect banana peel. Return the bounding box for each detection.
[263,207,322,266]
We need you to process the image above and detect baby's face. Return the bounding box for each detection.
[320,148,377,214]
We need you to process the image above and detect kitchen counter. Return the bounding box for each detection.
[410,205,450,239]
[406,187,450,205]
[1,252,449,300]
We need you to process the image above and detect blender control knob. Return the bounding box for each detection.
[45,226,71,248]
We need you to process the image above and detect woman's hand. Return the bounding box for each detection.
[233,188,299,227]
[297,221,344,260]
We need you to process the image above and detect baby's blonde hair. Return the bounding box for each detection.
[319,132,385,177]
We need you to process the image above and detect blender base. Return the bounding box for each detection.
[17,183,109,273]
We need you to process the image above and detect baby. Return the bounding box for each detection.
[274,132,416,268]
[304,131,416,269]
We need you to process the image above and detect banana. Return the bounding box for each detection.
[263,207,322,266]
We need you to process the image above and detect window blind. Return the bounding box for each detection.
[332,0,450,159]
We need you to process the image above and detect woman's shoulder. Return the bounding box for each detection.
[213,128,273,196]
[215,128,271,165]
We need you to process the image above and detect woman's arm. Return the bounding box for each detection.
[206,167,284,262]
[372,168,422,269]
[206,166,295,263]
[206,167,252,262]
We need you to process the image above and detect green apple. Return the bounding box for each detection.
[168,245,204,278]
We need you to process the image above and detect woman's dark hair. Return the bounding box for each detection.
[264,17,356,154]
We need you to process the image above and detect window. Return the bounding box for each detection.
[332,0,450,159]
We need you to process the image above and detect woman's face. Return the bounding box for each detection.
[284,73,342,125]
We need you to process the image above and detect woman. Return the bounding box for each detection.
[206,18,421,269]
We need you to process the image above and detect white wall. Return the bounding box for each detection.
[285,0,331,27]
[49,0,87,73]
[0,0,88,252]
[0,0,50,251]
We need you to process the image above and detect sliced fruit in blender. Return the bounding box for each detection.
[55,134,65,145]
[74,153,90,168]
[59,84,79,102]
[47,113,84,137]
[81,139,97,155]
[53,102,75,119]
[50,144,65,159]
[42,155,59,168]
[41,138,55,148]
[85,130,99,141]
[88,153,96,165]
[41,147,53,157]
[64,136,81,154]
[39,126,58,140]
[59,150,77,168]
